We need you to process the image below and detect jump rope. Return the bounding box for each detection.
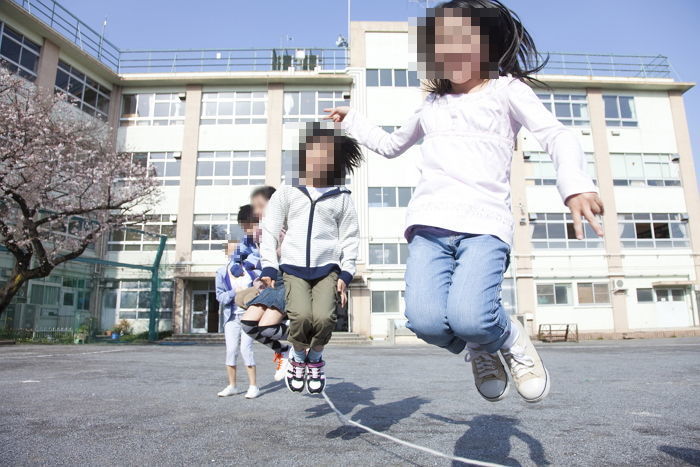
[321,389,506,467]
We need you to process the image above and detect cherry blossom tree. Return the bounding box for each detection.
[0,67,160,315]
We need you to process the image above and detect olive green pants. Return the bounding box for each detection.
[283,272,338,349]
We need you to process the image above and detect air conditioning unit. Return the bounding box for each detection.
[169,215,178,224]
[680,214,690,222]
[173,152,182,160]
[177,92,186,101]
[671,153,681,162]
[528,213,538,222]
[611,278,628,293]
[523,152,532,160]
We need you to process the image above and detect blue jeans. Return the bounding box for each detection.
[404,231,512,354]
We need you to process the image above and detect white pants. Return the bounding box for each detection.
[224,316,255,367]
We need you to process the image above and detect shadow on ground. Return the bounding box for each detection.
[658,445,700,466]
[426,413,550,467]
[305,381,430,441]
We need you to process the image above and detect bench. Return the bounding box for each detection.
[538,324,579,343]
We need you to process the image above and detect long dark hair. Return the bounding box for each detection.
[417,0,548,95]
[297,122,364,186]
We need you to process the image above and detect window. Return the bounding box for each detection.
[636,288,654,303]
[283,90,349,123]
[371,290,401,313]
[120,93,185,126]
[192,214,244,251]
[611,153,681,187]
[54,60,111,121]
[108,214,176,252]
[603,95,638,127]
[201,91,267,125]
[0,21,40,80]
[117,280,174,320]
[655,288,686,303]
[369,243,409,265]
[131,152,181,186]
[61,277,92,310]
[368,187,415,207]
[536,283,572,305]
[525,152,596,186]
[618,213,689,248]
[195,151,265,186]
[577,283,610,305]
[530,213,603,249]
[537,93,589,126]
[366,69,420,87]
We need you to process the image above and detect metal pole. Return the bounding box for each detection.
[148,235,167,342]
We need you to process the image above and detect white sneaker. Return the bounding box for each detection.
[273,351,288,382]
[502,318,551,403]
[217,385,241,397]
[465,346,509,402]
[244,385,260,399]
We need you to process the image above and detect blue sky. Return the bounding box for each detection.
[59,0,700,184]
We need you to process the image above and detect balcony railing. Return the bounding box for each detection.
[117,48,349,73]
[540,52,675,79]
[8,0,679,80]
[10,0,120,71]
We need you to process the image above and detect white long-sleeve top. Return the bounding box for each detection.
[260,184,359,286]
[343,74,597,247]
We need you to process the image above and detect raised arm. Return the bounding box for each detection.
[507,78,604,238]
[326,106,424,159]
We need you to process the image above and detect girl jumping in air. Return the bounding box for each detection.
[327,0,604,403]
[259,123,362,395]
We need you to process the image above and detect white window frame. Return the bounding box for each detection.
[192,214,244,251]
[530,212,604,250]
[536,92,590,127]
[200,91,267,125]
[618,213,689,249]
[610,153,681,187]
[196,151,266,186]
[120,92,185,126]
[603,95,638,127]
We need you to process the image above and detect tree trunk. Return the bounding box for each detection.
[0,272,29,317]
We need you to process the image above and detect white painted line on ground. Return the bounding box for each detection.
[1,348,131,360]
[322,391,505,467]
[538,342,700,350]
[21,380,40,383]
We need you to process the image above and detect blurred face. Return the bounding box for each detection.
[426,9,492,83]
[251,194,268,219]
[304,136,336,187]
[241,221,256,237]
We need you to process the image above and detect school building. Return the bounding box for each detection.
[1,0,699,340]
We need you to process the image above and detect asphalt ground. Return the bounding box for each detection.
[1,338,699,466]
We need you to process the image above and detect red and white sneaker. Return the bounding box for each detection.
[273,352,288,382]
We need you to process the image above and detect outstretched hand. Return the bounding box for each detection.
[324,106,350,123]
[565,192,605,240]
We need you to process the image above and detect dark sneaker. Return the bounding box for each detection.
[306,360,326,394]
[285,359,307,393]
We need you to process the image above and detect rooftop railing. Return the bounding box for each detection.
[117,48,350,73]
[8,0,680,80]
[540,52,675,80]
[10,0,120,71]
